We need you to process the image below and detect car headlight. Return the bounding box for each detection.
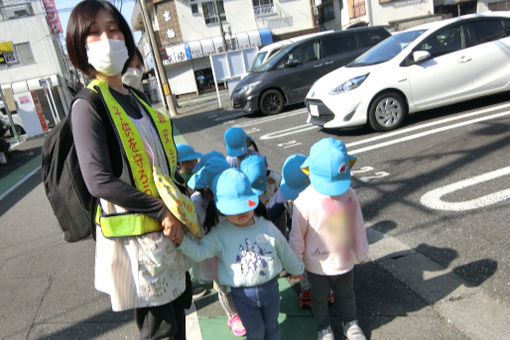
[329,73,369,95]
[240,81,262,93]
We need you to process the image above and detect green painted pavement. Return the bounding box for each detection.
[0,154,41,196]
[195,278,316,339]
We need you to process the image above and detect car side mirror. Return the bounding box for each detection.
[286,59,300,68]
[413,50,431,63]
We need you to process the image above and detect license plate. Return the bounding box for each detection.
[309,104,319,117]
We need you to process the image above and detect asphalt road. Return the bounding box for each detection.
[174,91,510,308]
[1,91,509,339]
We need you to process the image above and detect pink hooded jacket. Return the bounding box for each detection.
[289,186,368,276]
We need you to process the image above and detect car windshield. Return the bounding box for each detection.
[250,51,268,71]
[348,29,426,67]
[253,45,294,72]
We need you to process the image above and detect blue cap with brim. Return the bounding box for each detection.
[193,150,225,172]
[301,138,351,196]
[280,154,310,200]
[224,127,247,157]
[188,157,231,190]
[212,168,259,215]
[240,155,267,196]
[177,144,202,162]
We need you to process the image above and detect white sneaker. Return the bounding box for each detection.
[342,320,366,340]
[317,326,334,340]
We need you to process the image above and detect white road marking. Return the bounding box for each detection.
[359,171,390,183]
[351,166,375,175]
[231,109,307,128]
[185,303,203,340]
[347,110,510,155]
[347,102,510,148]
[244,127,261,134]
[278,140,302,148]
[260,124,319,140]
[420,166,510,211]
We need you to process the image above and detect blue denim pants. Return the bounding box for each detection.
[230,276,280,340]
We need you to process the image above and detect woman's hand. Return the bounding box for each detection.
[289,274,304,280]
[162,210,184,244]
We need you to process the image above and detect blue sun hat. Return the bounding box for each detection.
[240,155,267,196]
[192,150,225,172]
[176,144,202,162]
[188,157,231,190]
[212,168,259,215]
[280,154,310,200]
[301,138,351,196]
[224,127,247,157]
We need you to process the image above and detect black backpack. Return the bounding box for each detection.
[41,88,106,242]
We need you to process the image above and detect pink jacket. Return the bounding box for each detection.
[289,186,368,276]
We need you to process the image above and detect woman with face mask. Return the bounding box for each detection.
[122,47,145,90]
[66,1,191,339]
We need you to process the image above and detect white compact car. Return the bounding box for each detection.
[306,12,510,131]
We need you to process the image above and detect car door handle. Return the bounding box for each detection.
[324,60,334,65]
[313,63,324,68]
[458,56,472,63]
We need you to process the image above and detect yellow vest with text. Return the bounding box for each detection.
[88,79,179,238]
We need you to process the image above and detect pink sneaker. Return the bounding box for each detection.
[228,313,246,337]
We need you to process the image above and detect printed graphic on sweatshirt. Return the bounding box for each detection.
[321,196,353,255]
[236,237,274,278]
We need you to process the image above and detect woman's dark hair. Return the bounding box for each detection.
[66,0,136,78]
[134,47,144,69]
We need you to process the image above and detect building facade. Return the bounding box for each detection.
[0,0,73,137]
[131,0,328,97]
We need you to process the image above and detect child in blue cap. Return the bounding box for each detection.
[289,138,368,340]
[176,143,202,184]
[187,157,247,337]
[224,127,260,168]
[176,168,304,340]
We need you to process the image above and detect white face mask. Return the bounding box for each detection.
[86,39,129,76]
[122,67,144,88]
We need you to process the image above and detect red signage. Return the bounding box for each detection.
[31,91,49,132]
[42,0,63,34]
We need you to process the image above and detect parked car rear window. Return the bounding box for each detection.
[348,29,426,67]
[322,34,356,56]
[357,29,389,48]
[468,19,506,46]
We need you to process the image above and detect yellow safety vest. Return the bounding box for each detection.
[88,79,179,238]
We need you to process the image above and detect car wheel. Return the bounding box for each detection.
[368,92,407,131]
[259,89,284,115]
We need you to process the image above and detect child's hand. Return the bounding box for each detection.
[289,274,304,280]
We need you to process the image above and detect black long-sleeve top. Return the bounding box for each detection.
[70,89,168,221]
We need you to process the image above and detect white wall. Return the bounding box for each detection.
[175,0,258,42]
[256,0,315,35]
[371,0,434,27]
[340,0,434,29]
[477,1,490,12]
[175,0,315,41]
[0,14,64,84]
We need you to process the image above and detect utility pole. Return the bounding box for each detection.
[139,0,177,117]
[213,0,227,51]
